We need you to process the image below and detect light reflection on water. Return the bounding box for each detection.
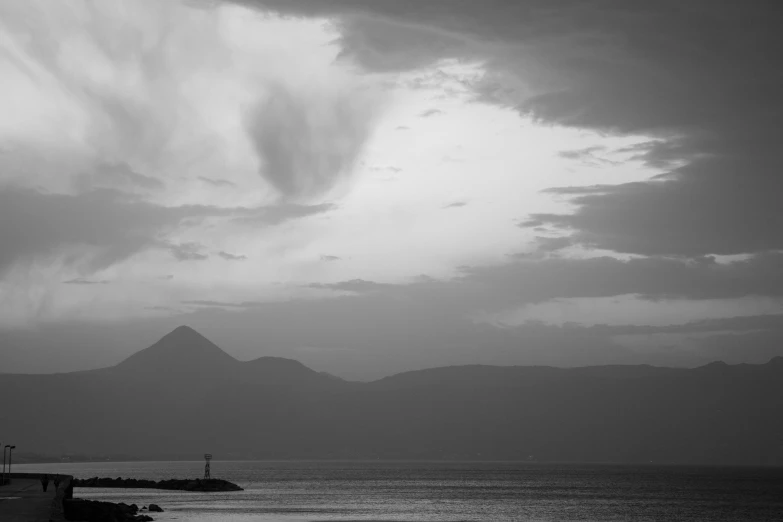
[16,460,783,521]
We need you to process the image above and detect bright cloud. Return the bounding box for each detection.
[0,1,663,327]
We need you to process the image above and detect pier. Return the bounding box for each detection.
[0,473,72,522]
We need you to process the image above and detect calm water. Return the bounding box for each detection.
[16,460,783,521]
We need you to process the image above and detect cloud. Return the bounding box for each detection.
[320,255,341,262]
[541,185,613,196]
[182,299,253,308]
[328,10,475,73]
[165,241,209,261]
[498,4,782,256]
[240,1,783,257]
[442,201,467,209]
[463,253,783,305]
[533,236,572,252]
[74,163,165,193]
[558,146,605,161]
[0,188,187,273]
[526,164,783,256]
[230,203,335,225]
[419,108,443,118]
[198,176,236,188]
[218,251,247,261]
[0,0,233,189]
[308,279,391,293]
[63,278,110,285]
[555,146,616,167]
[0,185,335,275]
[0,0,354,279]
[587,314,783,337]
[245,81,384,202]
[309,253,783,316]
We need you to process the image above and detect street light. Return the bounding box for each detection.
[2,444,9,486]
[7,446,15,479]
[2,445,14,486]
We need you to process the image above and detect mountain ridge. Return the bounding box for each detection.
[1,326,781,465]
[5,325,782,379]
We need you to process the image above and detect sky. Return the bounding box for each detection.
[1,0,782,380]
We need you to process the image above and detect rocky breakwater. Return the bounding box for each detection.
[73,476,243,492]
[64,499,155,522]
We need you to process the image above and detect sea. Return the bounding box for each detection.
[15,460,783,521]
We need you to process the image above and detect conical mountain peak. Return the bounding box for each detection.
[163,324,209,342]
[115,325,238,373]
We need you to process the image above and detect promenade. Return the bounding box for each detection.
[0,477,57,522]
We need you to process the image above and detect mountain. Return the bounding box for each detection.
[113,325,239,375]
[1,326,782,465]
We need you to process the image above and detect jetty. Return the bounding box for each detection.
[0,473,72,522]
[73,476,243,491]
[1,472,242,521]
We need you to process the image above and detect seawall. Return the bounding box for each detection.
[4,473,73,521]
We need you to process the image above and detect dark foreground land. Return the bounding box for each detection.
[0,477,60,522]
[73,476,243,492]
[65,499,158,522]
[0,473,157,522]
[1,473,239,521]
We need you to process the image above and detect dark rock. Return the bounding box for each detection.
[64,499,147,522]
[148,504,163,512]
[74,476,243,492]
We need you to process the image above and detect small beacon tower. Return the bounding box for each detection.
[204,453,212,479]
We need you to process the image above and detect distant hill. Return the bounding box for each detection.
[1,326,781,465]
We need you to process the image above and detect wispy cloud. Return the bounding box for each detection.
[63,278,110,285]
[309,279,391,293]
[165,241,209,262]
[182,299,261,309]
[419,108,443,118]
[198,176,236,188]
[245,81,386,202]
[370,166,402,173]
[218,251,247,261]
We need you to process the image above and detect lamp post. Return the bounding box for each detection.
[2,444,9,486]
[7,446,15,480]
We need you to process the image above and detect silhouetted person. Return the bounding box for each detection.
[41,474,49,492]
[53,475,61,490]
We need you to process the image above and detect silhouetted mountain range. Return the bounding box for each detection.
[2,326,781,465]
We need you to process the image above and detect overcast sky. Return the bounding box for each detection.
[1,0,782,380]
